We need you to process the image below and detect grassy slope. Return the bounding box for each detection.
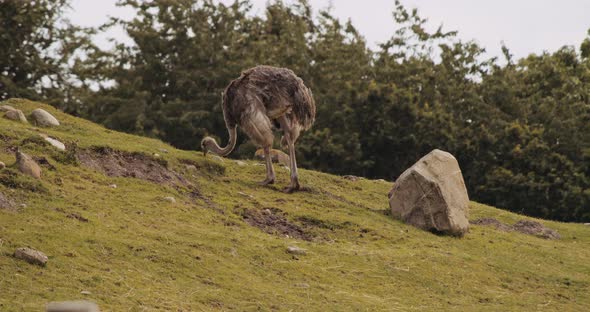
[0,98,588,311]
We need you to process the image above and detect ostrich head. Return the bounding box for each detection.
[201,136,216,157]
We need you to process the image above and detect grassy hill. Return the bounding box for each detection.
[0,98,589,311]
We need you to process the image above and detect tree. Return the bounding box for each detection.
[0,0,88,106]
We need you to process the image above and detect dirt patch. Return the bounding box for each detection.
[471,218,513,232]
[240,207,312,241]
[33,156,56,171]
[513,220,561,240]
[77,147,188,186]
[188,188,225,215]
[179,158,225,175]
[471,218,560,239]
[0,191,16,212]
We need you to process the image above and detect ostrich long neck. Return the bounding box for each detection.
[210,126,237,156]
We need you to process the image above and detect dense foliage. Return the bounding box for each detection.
[1,0,589,222]
[0,0,89,105]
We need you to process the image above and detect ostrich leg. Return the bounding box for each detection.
[259,146,275,185]
[278,116,300,193]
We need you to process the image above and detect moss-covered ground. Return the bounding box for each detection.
[0,99,589,311]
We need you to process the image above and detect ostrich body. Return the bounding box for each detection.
[201,65,316,193]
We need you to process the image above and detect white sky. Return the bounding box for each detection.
[68,0,590,61]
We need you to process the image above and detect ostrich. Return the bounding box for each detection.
[201,65,316,193]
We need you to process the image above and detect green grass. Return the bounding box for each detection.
[0,98,589,311]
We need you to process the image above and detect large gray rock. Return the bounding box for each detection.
[4,109,28,123]
[14,247,48,266]
[16,150,42,179]
[31,108,60,126]
[46,300,100,312]
[388,149,470,236]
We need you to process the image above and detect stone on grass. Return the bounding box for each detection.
[16,150,42,179]
[210,155,224,162]
[237,191,254,199]
[388,149,470,236]
[286,246,307,255]
[0,161,5,169]
[14,247,48,266]
[584,223,590,226]
[163,196,176,203]
[4,109,28,123]
[46,300,100,312]
[235,160,247,166]
[31,108,60,127]
[0,105,16,112]
[185,164,197,171]
[254,148,290,166]
[43,137,66,151]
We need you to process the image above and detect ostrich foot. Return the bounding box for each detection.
[258,178,275,186]
[283,181,300,193]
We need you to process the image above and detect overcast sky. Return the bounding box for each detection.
[68,0,590,61]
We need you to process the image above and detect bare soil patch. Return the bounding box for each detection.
[471,218,560,239]
[513,220,561,240]
[240,207,312,241]
[0,191,16,212]
[471,217,513,232]
[77,147,188,186]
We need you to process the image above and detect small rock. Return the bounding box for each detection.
[237,191,254,199]
[80,290,92,295]
[342,175,360,181]
[163,196,176,203]
[14,247,48,266]
[0,161,5,169]
[46,300,100,312]
[109,184,117,189]
[0,105,16,112]
[20,203,27,208]
[16,150,42,179]
[4,109,28,123]
[185,164,197,171]
[211,155,224,162]
[153,153,161,158]
[158,148,169,153]
[43,137,66,151]
[294,283,310,288]
[584,223,590,226]
[30,108,60,127]
[235,160,247,166]
[254,148,290,166]
[283,166,290,172]
[286,246,307,255]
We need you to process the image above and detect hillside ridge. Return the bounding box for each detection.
[0,98,589,311]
